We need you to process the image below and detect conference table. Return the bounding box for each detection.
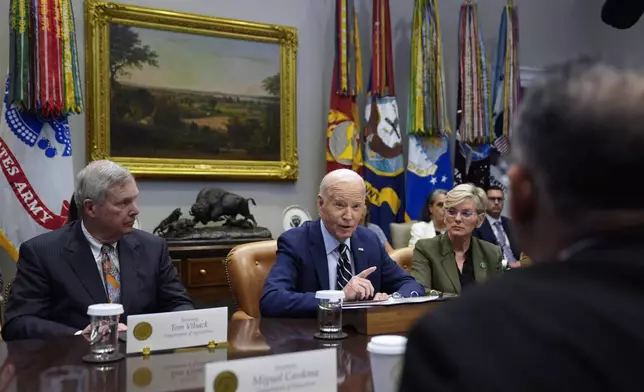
[1,318,379,391]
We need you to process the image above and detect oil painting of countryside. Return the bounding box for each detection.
[109,24,281,161]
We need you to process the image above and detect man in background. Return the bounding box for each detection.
[3,160,193,340]
[474,186,521,268]
[400,58,644,391]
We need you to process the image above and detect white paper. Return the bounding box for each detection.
[205,348,337,392]
[342,295,444,309]
[126,307,228,354]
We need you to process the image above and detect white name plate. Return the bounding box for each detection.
[126,307,228,354]
[127,348,227,391]
[205,348,337,392]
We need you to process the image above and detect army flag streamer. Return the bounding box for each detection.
[363,0,405,240]
[405,0,453,222]
[326,0,364,174]
[453,0,492,189]
[0,0,81,260]
[490,0,520,194]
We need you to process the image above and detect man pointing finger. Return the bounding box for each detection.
[260,169,423,318]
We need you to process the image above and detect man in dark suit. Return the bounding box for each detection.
[399,59,644,391]
[2,160,193,341]
[474,186,521,268]
[261,169,423,318]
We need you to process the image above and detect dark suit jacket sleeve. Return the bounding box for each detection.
[399,310,461,391]
[378,243,425,297]
[2,242,78,340]
[260,235,317,318]
[156,239,194,312]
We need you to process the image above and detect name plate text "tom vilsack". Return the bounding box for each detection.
[126,307,227,354]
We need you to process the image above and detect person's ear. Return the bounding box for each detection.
[317,194,324,214]
[83,199,97,218]
[476,213,485,228]
[508,164,537,224]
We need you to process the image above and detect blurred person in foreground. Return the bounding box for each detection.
[3,160,193,340]
[260,169,423,318]
[400,58,644,391]
[411,184,503,294]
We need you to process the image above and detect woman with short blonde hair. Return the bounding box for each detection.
[411,184,503,294]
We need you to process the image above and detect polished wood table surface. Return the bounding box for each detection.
[1,318,376,391]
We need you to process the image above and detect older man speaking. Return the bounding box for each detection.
[261,169,423,318]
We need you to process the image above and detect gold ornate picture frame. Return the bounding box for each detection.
[85,0,298,180]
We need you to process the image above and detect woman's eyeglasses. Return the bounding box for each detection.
[445,208,478,219]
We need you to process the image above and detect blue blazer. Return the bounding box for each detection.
[260,219,424,318]
[474,217,520,260]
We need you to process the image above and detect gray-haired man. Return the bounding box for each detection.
[3,160,193,341]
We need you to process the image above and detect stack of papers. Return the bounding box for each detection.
[342,294,454,310]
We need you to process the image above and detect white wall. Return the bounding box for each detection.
[0,0,604,282]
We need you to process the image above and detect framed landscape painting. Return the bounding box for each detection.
[85,1,298,179]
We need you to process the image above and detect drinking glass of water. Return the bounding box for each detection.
[83,304,124,363]
[315,290,345,339]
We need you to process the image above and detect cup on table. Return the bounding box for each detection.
[367,335,407,392]
[315,290,345,336]
[87,304,124,361]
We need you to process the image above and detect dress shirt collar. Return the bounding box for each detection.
[486,214,502,226]
[81,220,118,259]
[320,220,351,255]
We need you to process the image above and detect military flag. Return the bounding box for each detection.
[490,0,520,194]
[363,0,405,240]
[0,0,81,261]
[405,0,452,222]
[326,0,364,174]
[453,0,492,189]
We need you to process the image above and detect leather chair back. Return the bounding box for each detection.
[225,240,277,319]
[389,221,416,249]
[389,247,413,273]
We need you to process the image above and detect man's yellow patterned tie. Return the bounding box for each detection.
[100,244,121,303]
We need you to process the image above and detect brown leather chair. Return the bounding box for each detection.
[224,240,277,320]
[389,246,413,273]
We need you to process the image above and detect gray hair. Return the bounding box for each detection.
[319,169,365,196]
[512,58,644,215]
[444,184,487,214]
[74,160,134,212]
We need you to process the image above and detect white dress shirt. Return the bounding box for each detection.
[81,221,120,291]
[485,214,513,267]
[409,221,439,247]
[485,214,511,248]
[320,220,355,289]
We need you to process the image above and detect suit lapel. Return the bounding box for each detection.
[471,238,488,283]
[117,234,140,316]
[310,220,330,290]
[440,235,462,294]
[350,231,367,276]
[479,219,496,243]
[65,222,108,303]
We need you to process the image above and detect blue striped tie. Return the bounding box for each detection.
[336,243,353,290]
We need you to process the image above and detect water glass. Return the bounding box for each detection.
[87,304,124,361]
[315,290,345,335]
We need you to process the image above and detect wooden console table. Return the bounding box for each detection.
[167,238,270,310]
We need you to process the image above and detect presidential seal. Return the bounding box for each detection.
[132,367,153,387]
[213,370,238,392]
[133,322,153,341]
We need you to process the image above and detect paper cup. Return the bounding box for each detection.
[367,335,407,392]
